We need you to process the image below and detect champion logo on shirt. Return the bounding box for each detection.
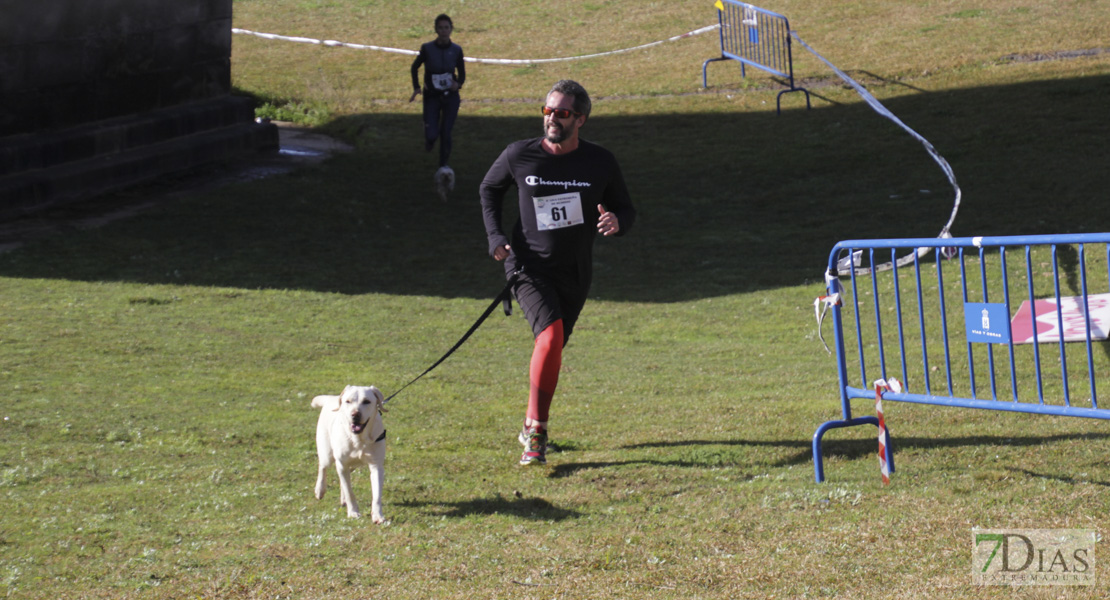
[525,175,592,189]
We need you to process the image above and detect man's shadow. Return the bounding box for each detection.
[542,431,1110,479]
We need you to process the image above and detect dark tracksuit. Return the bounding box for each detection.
[411,40,465,167]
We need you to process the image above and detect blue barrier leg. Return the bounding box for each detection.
[812,416,887,482]
[702,57,729,88]
[776,87,811,114]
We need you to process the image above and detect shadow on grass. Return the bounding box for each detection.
[1006,467,1110,488]
[396,492,581,521]
[2,75,1108,300]
[584,430,1110,473]
[548,458,722,479]
[786,430,1110,468]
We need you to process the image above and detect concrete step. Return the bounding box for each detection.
[0,118,277,218]
[0,96,264,176]
[0,96,277,217]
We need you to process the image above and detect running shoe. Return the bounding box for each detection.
[518,426,556,451]
[519,425,548,466]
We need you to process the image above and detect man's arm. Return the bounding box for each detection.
[480,147,515,258]
[601,159,636,236]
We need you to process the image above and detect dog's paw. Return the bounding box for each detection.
[372,511,385,524]
[347,510,362,518]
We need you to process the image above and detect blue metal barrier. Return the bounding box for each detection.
[703,0,810,113]
[813,234,1110,482]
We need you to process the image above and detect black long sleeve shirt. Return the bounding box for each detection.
[480,137,636,286]
[411,40,465,94]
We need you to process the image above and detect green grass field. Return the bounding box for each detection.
[3,0,1110,598]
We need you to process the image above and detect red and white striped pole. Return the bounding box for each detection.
[873,378,902,485]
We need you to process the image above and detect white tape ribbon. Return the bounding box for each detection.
[836,250,862,274]
[791,32,961,240]
[814,292,842,354]
[233,24,720,65]
[873,378,903,394]
[792,31,962,276]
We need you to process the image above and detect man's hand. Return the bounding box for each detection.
[409,88,420,102]
[597,204,620,236]
[493,244,511,261]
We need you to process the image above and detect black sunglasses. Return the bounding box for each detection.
[542,106,581,119]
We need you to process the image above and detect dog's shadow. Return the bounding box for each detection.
[396,493,581,521]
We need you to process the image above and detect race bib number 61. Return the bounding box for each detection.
[533,192,584,231]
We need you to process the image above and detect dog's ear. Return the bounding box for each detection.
[333,385,353,412]
[370,386,384,409]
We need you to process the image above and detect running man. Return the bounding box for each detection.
[479,80,636,466]
[409,14,465,167]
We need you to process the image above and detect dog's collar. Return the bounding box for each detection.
[375,401,388,439]
[355,413,386,443]
[374,407,386,441]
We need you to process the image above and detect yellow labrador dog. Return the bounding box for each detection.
[311,385,386,522]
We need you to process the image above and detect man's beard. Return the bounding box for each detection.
[544,122,572,144]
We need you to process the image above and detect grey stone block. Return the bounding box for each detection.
[0,0,261,214]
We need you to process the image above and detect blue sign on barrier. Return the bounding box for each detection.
[964,302,1010,344]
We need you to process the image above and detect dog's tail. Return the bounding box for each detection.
[311,395,337,410]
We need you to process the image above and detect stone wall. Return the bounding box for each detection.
[1,0,236,135]
[0,0,277,214]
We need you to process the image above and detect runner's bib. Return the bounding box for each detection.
[533,192,584,231]
[431,73,454,91]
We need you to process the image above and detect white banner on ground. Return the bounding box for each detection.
[1010,293,1110,344]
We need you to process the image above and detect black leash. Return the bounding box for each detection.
[383,270,519,404]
